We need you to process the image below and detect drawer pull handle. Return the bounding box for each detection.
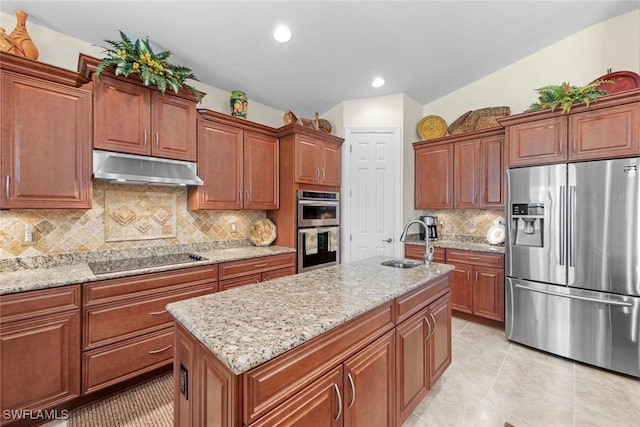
[347,372,356,408]
[429,312,437,336]
[253,263,268,268]
[5,175,9,199]
[424,317,433,340]
[149,344,172,354]
[333,383,342,421]
[148,310,168,316]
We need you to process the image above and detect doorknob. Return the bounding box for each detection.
[382,238,393,243]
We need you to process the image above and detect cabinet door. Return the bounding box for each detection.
[473,266,505,321]
[414,143,454,209]
[569,102,640,161]
[343,330,395,427]
[151,91,197,161]
[506,117,567,167]
[450,263,473,313]
[395,308,429,425]
[249,366,342,427]
[189,120,243,209]
[1,72,92,208]
[94,76,151,155]
[1,311,80,414]
[244,131,279,210]
[320,142,341,187]
[428,294,451,387]
[480,135,505,208]
[295,135,321,184]
[454,140,481,208]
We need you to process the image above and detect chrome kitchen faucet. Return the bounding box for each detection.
[399,219,435,265]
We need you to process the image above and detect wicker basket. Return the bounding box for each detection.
[447,110,477,135]
[473,106,511,131]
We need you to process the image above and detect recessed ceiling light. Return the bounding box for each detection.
[371,77,385,88]
[273,25,292,43]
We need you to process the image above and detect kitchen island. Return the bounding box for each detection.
[167,256,454,426]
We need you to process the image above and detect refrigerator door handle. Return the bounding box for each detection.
[559,185,566,266]
[514,284,632,307]
[569,185,576,267]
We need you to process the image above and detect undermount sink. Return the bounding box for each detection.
[380,260,422,269]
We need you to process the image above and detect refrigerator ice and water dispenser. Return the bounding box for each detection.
[511,203,544,247]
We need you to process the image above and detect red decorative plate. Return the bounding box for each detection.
[591,71,640,94]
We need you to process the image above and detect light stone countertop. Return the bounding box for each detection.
[0,246,296,296]
[166,256,454,375]
[404,235,505,254]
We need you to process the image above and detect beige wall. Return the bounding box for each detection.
[422,9,640,124]
[0,11,285,128]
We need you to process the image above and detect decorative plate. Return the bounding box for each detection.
[417,115,447,140]
[249,218,277,246]
[591,71,640,95]
[486,223,505,246]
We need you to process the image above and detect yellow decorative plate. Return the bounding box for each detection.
[417,115,447,140]
[249,218,277,246]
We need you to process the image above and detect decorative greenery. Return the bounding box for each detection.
[96,30,201,100]
[526,80,613,114]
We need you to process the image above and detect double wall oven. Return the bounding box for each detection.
[297,190,340,272]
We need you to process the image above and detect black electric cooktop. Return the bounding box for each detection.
[88,253,207,275]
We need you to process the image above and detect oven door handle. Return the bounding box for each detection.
[298,200,339,207]
[300,227,338,234]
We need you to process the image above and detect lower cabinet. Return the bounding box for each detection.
[404,244,445,263]
[0,286,81,425]
[219,253,296,291]
[395,293,451,425]
[446,249,505,322]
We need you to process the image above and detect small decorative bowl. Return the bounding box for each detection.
[249,218,277,246]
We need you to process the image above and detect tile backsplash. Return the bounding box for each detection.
[0,182,265,259]
[421,209,505,239]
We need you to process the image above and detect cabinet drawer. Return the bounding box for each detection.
[404,244,445,263]
[84,265,218,307]
[243,302,393,425]
[219,253,295,280]
[262,266,295,282]
[220,274,262,291]
[83,283,214,350]
[445,249,504,268]
[0,285,80,324]
[395,274,450,324]
[82,327,173,394]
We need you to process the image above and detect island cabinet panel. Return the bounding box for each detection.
[243,302,394,425]
[174,324,200,427]
[428,293,451,387]
[1,71,92,209]
[0,285,82,423]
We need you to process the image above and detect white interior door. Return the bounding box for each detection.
[346,128,400,262]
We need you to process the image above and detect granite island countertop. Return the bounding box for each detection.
[0,245,296,295]
[166,256,454,374]
[404,234,505,254]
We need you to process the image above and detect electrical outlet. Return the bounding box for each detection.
[230,222,237,233]
[21,225,36,246]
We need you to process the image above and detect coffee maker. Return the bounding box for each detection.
[419,215,438,240]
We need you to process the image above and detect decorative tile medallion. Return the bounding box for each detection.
[105,190,177,241]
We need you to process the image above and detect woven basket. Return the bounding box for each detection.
[447,110,477,135]
[473,106,511,131]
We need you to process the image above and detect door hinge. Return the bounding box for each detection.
[350,234,352,242]
[350,145,352,153]
[350,189,352,197]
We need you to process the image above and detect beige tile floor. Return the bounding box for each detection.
[403,316,640,427]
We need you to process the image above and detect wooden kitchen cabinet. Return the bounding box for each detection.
[219,253,296,291]
[278,124,344,187]
[395,284,451,425]
[0,286,81,423]
[79,55,200,161]
[81,265,217,394]
[414,143,454,209]
[414,128,504,210]
[502,90,640,167]
[189,111,279,210]
[445,249,504,322]
[404,244,446,263]
[0,53,92,209]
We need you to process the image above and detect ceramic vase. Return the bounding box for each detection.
[0,27,24,56]
[9,10,39,60]
[230,90,248,119]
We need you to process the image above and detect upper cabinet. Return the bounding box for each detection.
[502,90,640,167]
[78,54,200,161]
[278,125,344,187]
[188,110,279,210]
[414,128,504,210]
[0,53,92,209]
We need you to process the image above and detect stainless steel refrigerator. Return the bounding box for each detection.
[505,157,640,377]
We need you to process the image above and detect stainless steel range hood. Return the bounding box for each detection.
[93,150,204,186]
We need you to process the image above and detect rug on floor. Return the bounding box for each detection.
[69,374,172,427]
